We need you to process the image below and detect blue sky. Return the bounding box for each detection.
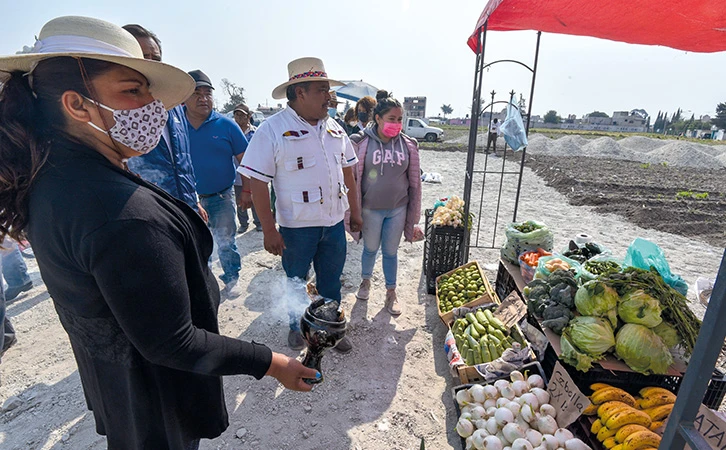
[2,0,725,120]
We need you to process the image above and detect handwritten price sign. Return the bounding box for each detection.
[546,361,591,427]
[494,292,527,329]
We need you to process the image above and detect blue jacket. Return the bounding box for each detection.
[127,105,199,208]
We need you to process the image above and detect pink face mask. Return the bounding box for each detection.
[381,122,403,138]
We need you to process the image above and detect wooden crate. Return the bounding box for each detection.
[435,261,499,325]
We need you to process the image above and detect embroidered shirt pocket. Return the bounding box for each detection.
[290,188,323,221]
[284,155,317,171]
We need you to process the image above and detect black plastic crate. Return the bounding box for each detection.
[423,209,467,294]
[541,343,726,409]
[495,260,522,302]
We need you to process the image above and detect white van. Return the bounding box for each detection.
[404,117,444,142]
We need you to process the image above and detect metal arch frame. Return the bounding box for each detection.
[462,25,542,254]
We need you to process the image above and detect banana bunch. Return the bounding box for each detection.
[583,384,676,450]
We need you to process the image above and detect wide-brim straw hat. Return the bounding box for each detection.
[271,57,344,100]
[0,16,194,108]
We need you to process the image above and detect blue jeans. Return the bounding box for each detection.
[0,252,16,362]
[361,205,407,289]
[2,243,31,290]
[279,221,346,330]
[199,187,241,284]
[234,185,261,229]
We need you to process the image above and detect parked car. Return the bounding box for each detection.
[251,111,266,127]
[404,117,444,142]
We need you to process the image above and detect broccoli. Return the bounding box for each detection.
[524,284,550,302]
[549,283,574,308]
[542,303,572,321]
[548,270,578,291]
[542,316,570,335]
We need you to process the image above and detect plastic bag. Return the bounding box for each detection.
[580,254,623,281]
[519,248,552,284]
[624,238,688,296]
[534,254,583,280]
[500,220,554,265]
[500,95,528,151]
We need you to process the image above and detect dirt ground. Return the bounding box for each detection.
[525,155,726,248]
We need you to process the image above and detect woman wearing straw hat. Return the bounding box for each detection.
[0,16,317,450]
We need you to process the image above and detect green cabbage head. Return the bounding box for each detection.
[560,328,598,372]
[618,289,662,328]
[575,281,619,328]
[652,321,681,348]
[615,323,674,375]
[568,316,615,358]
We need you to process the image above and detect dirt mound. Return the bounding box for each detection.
[718,153,726,166]
[647,141,725,169]
[547,135,588,156]
[525,134,553,154]
[697,144,726,157]
[580,136,648,162]
[618,136,668,152]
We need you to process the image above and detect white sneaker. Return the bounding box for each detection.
[225,280,243,298]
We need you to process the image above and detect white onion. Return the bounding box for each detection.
[510,370,525,382]
[495,407,515,426]
[475,419,489,430]
[487,406,498,417]
[457,418,475,438]
[505,401,521,416]
[540,404,557,418]
[540,434,559,450]
[486,417,500,435]
[520,404,536,423]
[457,389,473,406]
[519,392,540,410]
[472,429,490,450]
[530,387,550,406]
[494,379,511,392]
[564,438,591,450]
[483,385,499,399]
[497,397,511,408]
[512,380,529,397]
[470,384,487,404]
[525,429,543,447]
[512,438,535,450]
[527,374,545,389]
[535,415,558,435]
[503,423,526,444]
[482,435,504,450]
[516,414,531,431]
[554,429,574,447]
[501,386,517,400]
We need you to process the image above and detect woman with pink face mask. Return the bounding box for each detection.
[348,90,422,315]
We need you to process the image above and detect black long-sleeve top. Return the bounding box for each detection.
[27,136,272,449]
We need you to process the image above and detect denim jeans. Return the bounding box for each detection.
[0,253,16,363]
[361,205,407,289]
[233,185,261,229]
[199,186,241,284]
[2,242,31,289]
[279,221,346,329]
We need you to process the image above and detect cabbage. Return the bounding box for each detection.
[560,328,599,372]
[574,281,619,328]
[615,323,673,375]
[618,289,662,328]
[568,316,615,357]
[652,321,681,348]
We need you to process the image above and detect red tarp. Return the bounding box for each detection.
[468,0,726,53]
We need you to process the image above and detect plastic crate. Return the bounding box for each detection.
[423,209,467,294]
[435,261,499,325]
[495,259,522,302]
[541,343,726,410]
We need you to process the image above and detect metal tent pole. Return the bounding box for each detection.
[462,22,487,262]
[660,249,726,449]
[513,31,541,222]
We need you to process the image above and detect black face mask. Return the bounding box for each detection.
[357,112,369,123]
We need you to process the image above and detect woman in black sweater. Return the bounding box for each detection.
[0,16,316,450]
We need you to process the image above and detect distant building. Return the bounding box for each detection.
[612,111,646,128]
[700,115,712,123]
[403,96,427,118]
[257,103,284,117]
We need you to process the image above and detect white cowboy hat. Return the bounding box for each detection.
[0,16,194,108]
[271,57,344,100]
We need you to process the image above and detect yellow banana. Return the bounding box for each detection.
[583,401,599,416]
[639,387,676,399]
[606,408,652,429]
[639,393,676,409]
[603,437,618,449]
[649,421,664,431]
[599,402,638,423]
[622,430,661,450]
[597,426,617,442]
[591,382,616,392]
[591,419,604,434]
[611,445,623,450]
[615,424,650,443]
[592,387,637,407]
[644,403,674,421]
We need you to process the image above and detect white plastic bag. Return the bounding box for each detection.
[500,95,528,151]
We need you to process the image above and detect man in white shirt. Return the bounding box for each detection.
[487,118,500,154]
[239,58,362,351]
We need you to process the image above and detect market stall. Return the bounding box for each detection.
[453,1,726,448]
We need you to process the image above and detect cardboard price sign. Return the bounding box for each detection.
[494,292,527,329]
[547,361,591,427]
[683,404,726,450]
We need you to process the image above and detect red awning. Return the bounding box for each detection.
[468,0,726,53]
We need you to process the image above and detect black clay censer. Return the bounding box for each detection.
[300,298,347,385]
